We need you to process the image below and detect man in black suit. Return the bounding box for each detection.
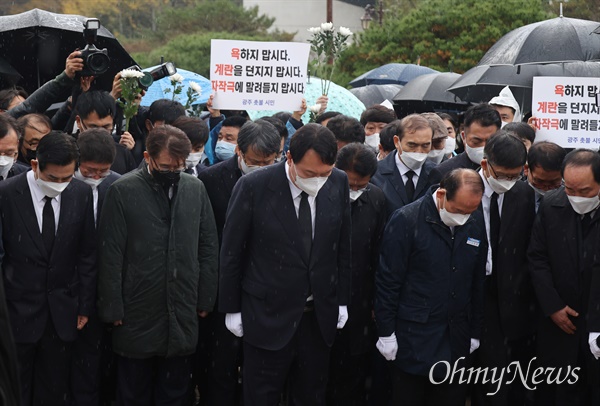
[197,119,281,406]
[371,114,436,218]
[172,116,210,177]
[0,131,96,405]
[0,114,29,179]
[528,149,600,405]
[523,141,566,213]
[471,131,537,405]
[219,123,352,406]
[429,104,501,184]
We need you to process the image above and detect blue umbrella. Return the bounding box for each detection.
[349,63,438,88]
[140,66,211,107]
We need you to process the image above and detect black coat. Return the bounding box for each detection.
[0,174,96,344]
[97,171,121,216]
[428,151,480,185]
[218,162,352,350]
[371,151,436,219]
[0,272,20,406]
[6,161,29,178]
[375,190,487,377]
[110,144,137,175]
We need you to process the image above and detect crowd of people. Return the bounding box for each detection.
[0,49,599,406]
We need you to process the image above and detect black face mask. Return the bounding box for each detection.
[25,148,36,161]
[151,168,181,189]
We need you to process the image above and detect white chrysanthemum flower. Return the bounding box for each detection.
[120,69,145,79]
[320,22,334,31]
[339,26,353,37]
[170,73,184,83]
[308,26,322,34]
[309,104,322,114]
[189,81,202,95]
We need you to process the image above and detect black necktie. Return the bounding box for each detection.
[405,170,415,202]
[490,192,501,265]
[184,167,194,174]
[581,213,592,238]
[42,196,55,255]
[298,192,312,260]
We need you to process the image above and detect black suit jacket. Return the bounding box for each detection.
[97,171,121,216]
[371,151,435,218]
[6,161,29,179]
[428,151,480,185]
[110,144,137,175]
[218,162,352,350]
[0,174,97,344]
[198,156,242,243]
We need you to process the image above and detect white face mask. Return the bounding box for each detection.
[186,151,203,168]
[567,194,600,215]
[485,171,518,194]
[349,189,363,202]
[36,173,70,198]
[427,149,445,165]
[528,181,547,197]
[74,169,105,189]
[439,196,470,227]
[0,155,14,179]
[465,143,484,166]
[500,121,508,129]
[364,133,380,152]
[239,156,261,175]
[444,137,456,155]
[400,150,428,170]
[292,164,328,197]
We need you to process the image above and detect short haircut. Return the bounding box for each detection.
[503,122,535,145]
[316,111,341,124]
[326,115,365,144]
[272,111,291,124]
[221,116,247,129]
[75,90,116,120]
[421,113,448,140]
[561,149,600,184]
[172,116,209,147]
[148,99,186,124]
[359,105,396,126]
[36,131,79,171]
[380,120,401,152]
[259,116,288,141]
[0,87,28,111]
[0,114,19,140]
[463,103,502,130]
[437,112,457,129]
[335,143,378,177]
[483,130,527,168]
[237,119,281,156]
[527,141,566,172]
[17,113,51,137]
[77,128,117,164]
[146,125,191,162]
[289,123,337,165]
[441,168,485,201]
[397,114,432,141]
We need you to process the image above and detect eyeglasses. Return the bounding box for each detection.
[151,159,184,173]
[0,150,17,157]
[80,166,111,178]
[488,163,522,181]
[530,178,564,191]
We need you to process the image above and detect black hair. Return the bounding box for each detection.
[316,111,342,124]
[335,143,378,177]
[221,116,247,129]
[172,116,209,147]
[483,130,527,168]
[148,99,186,124]
[0,114,19,139]
[36,131,79,171]
[561,149,600,184]
[437,113,458,129]
[146,125,191,162]
[77,128,117,164]
[359,105,396,126]
[0,87,28,111]
[326,115,365,144]
[380,120,401,153]
[289,123,337,165]
[75,90,116,120]
[527,141,566,172]
[272,111,291,124]
[237,119,281,156]
[463,103,502,130]
[503,122,535,145]
[259,116,288,141]
[441,168,484,201]
[16,113,51,142]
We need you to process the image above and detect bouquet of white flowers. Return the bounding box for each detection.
[117,69,145,131]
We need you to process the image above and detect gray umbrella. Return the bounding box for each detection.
[349,84,404,107]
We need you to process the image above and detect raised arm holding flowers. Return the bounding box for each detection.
[307,23,352,96]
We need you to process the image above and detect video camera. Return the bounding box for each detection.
[127,62,177,91]
[80,19,110,76]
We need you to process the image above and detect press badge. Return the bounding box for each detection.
[466,237,480,247]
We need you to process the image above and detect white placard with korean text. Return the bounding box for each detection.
[210,39,310,111]
[532,76,600,148]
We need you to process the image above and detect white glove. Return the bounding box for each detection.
[337,305,348,329]
[225,312,243,337]
[589,332,600,360]
[470,338,480,354]
[376,333,398,361]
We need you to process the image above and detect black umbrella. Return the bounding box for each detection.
[0,8,137,94]
[393,72,470,117]
[0,57,22,90]
[349,84,404,107]
[478,16,600,65]
[349,63,438,88]
[448,61,600,115]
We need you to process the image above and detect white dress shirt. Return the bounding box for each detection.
[285,162,316,238]
[479,170,504,276]
[395,152,421,189]
[26,170,61,233]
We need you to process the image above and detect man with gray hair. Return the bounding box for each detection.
[196,118,281,406]
[421,112,449,165]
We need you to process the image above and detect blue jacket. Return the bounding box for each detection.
[375,188,487,377]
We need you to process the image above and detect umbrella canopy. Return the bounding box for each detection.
[246,77,366,123]
[140,66,211,107]
[349,84,403,107]
[0,57,22,90]
[349,63,438,88]
[0,8,137,94]
[448,61,600,115]
[478,16,600,65]
[393,72,469,117]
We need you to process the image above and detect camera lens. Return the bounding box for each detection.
[88,52,110,75]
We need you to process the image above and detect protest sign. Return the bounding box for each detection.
[210,39,310,111]
[532,76,600,148]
